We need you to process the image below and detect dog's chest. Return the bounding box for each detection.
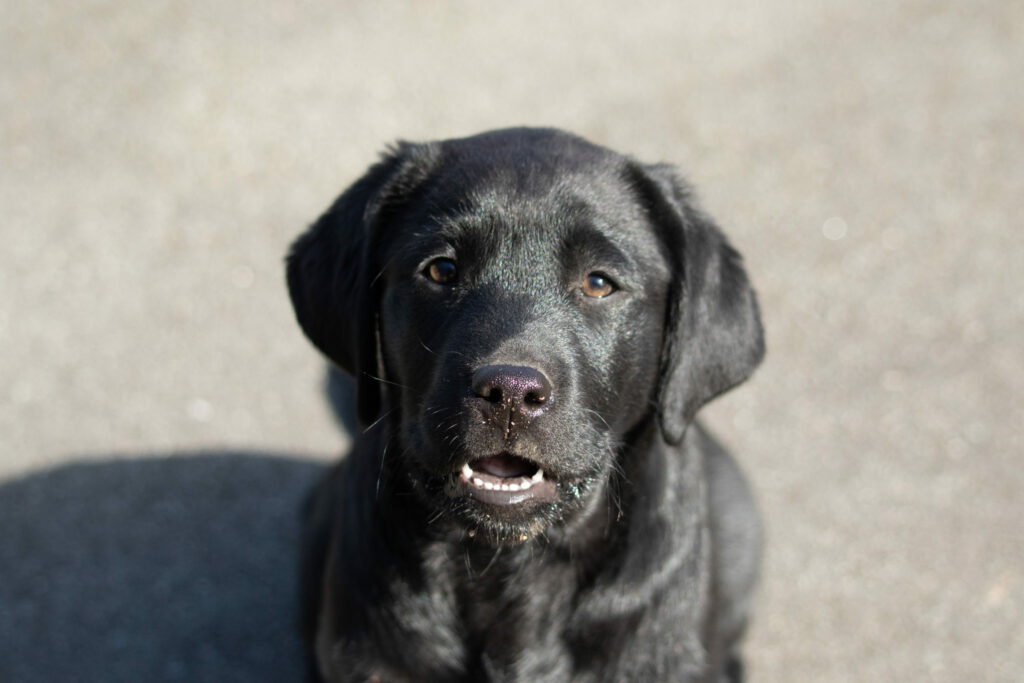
[452,551,581,677]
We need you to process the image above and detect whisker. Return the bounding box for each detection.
[369,254,399,288]
[363,408,395,434]
[361,372,410,390]
[418,337,438,356]
[584,407,612,431]
[427,508,446,525]
[479,544,503,577]
[376,436,395,500]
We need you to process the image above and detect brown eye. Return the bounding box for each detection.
[426,258,457,285]
[582,272,615,298]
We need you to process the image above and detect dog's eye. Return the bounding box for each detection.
[425,258,458,285]
[581,272,616,298]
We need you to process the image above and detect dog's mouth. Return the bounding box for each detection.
[456,452,558,506]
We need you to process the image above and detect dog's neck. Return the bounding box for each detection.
[324,416,709,678]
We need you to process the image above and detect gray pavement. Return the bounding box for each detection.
[2,1,1021,680]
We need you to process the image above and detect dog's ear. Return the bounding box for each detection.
[286,142,437,427]
[630,163,765,444]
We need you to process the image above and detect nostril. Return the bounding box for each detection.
[524,390,546,406]
[480,386,503,403]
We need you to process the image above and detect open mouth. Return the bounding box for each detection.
[457,452,558,505]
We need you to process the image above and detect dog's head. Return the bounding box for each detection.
[288,128,763,543]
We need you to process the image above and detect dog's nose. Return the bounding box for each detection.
[471,365,552,414]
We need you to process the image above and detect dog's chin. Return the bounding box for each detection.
[440,452,556,543]
[409,451,574,545]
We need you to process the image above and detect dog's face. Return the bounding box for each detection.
[288,129,763,543]
[375,144,673,540]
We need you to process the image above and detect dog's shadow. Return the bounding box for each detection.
[0,451,330,683]
[0,371,357,683]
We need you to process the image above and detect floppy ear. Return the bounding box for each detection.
[631,163,765,444]
[286,142,436,427]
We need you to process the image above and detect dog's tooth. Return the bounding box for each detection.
[531,469,544,483]
[508,483,520,491]
[500,484,510,491]
[483,482,495,490]
[461,463,474,479]
[519,478,532,489]
[473,477,484,487]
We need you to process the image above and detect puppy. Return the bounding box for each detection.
[287,128,764,682]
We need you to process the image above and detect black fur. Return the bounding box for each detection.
[287,128,764,682]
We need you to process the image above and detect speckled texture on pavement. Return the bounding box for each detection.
[2,2,1021,681]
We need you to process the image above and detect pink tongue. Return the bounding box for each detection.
[474,453,533,478]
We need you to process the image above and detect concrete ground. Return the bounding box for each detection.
[2,1,1021,680]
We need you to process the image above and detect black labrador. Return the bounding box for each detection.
[287,128,764,682]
